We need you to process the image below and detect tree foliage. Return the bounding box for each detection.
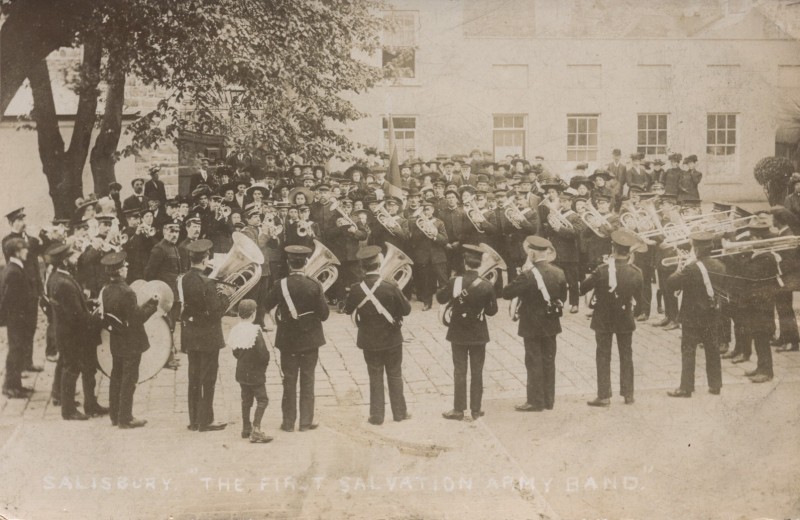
[754,156,796,206]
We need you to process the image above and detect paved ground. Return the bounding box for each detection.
[1,296,799,519]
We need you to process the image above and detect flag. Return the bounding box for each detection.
[384,114,405,200]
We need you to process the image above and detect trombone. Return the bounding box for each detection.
[661,235,800,267]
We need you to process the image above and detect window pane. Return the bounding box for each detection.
[727,115,736,128]
[567,134,576,146]
[589,133,597,146]
[707,130,716,144]
[727,130,736,144]
[577,118,586,132]
[726,146,735,155]
[658,115,667,128]
[657,131,666,145]
[638,115,646,128]
[577,134,586,145]
[589,118,597,132]
[646,130,655,144]
[707,115,715,129]
[493,116,501,128]
[717,130,726,143]
[514,116,523,128]
[568,119,576,133]
[638,131,647,145]
[647,114,656,127]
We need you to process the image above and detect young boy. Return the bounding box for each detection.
[228,299,273,443]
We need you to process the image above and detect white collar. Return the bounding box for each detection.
[56,267,71,275]
[9,257,23,268]
[366,270,380,276]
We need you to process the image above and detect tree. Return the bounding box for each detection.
[2,0,390,217]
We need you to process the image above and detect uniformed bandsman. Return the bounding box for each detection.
[145,221,183,369]
[581,229,643,407]
[665,232,725,397]
[101,251,159,428]
[409,201,449,311]
[180,239,229,432]
[437,244,498,420]
[344,246,412,425]
[264,245,330,432]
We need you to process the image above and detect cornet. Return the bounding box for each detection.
[581,204,612,237]
[465,199,487,233]
[330,199,359,229]
[375,202,402,236]
[502,199,526,230]
[546,207,574,232]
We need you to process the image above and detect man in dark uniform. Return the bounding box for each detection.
[101,251,159,428]
[2,207,44,373]
[344,246,412,425]
[606,149,626,210]
[437,245,498,420]
[46,244,108,419]
[439,189,467,276]
[502,237,567,412]
[409,201,449,311]
[327,198,368,309]
[145,221,183,369]
[264,245,330,432]
[178,215,202,271]
[0,237,37,398]
[460,186,498,246]
[122,177,149,212]
[189,157,217,193]
[771,206,800,351]
[369,196,410,253]
[541,184,582,313]
[665,232,725,397]
[652,194,681,329]
[581,229,644,406]
[180,239,229,432]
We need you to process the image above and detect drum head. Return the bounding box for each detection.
[97,315,173,384]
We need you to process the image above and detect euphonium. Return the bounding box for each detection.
[379,243,414,290]
[415,214,438,240]
[465,199,487,233]
[439,242,507,326]
[209,231,264,313]
[502,199,526,230]
[546,206,574,232]
[305,239,340,293]
[375,201,402,236]
[581,204,612,237]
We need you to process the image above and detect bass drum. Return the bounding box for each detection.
[97,280,174,383]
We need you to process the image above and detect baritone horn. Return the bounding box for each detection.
[581,204,611,237]
[209,231,264,313]
[416,214,439,240]
[305,239,340,293]
[439,242,507,326]
[379,243,414,290]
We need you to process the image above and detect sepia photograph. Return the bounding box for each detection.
[0,0,799,518]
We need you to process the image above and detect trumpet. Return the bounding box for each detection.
[465,199,487,233]
[661,235,800,267]
[502,199,526,230]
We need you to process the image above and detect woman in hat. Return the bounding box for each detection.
[677,155,702,203]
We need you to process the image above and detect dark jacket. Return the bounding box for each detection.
[580,258,643,333]
[439,206,467,247]
[122,194,149,212]
[408,217,448,265]
[145,239,183,295]
[264,272,329,352]
[660,167,682,197]
[501,261,566,338]
[665,258,726,329]
[2,231,43,295]
[232,325,270,385]
[180,267,228,352]
[504,207,540,265]
[344,272,411,350]
[76,245,105,298]
[0,260,38,328]
[102,277,158,357]
[326,219,368,262]
[436,270,498,344]
[144,178,167,207]
[369,215,410,253]
[542,207,580,264]
[677,169,702,202]
[47,268,99,357]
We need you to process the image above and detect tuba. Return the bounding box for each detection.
[305,239,340,293]
[440,243,507,326]
[209,232,264,313]
[379,242,414,290]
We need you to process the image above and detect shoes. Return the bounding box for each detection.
[337,301,346,314]
[652,317,671,327]
[187,424,198,431]
[242,426,252,439]
[86,404,109,417]
[569,305,578,314]
[3,387,32,399]
[46,354,59,363]
[367,417,383,426]
[744,369,760,377]
[471,410,485,420]
[111,419,119,426]
[422,303,432,311]
[198,422,227,432]
[514,402,542,412]
[663,321,680,331]
[394,413,412,422]
[731,355,750,364]
[770,337,784,347]
[280,424,294,432]
[624,396,635,405]
[721,351,740,359]
[667,388,692,398]
[63,411,89,421]
[777,344,799,352]
[587,398,610,407]
[119,418,147,429]
[441,410,464,421]
[299,423,319,431]
[749,374,773,384]
[635,314,648,322]
[249,429,273,444]
[24,365,44,373]
[708,387,721,395]
[585,311,593,318]
[657,304,664,314]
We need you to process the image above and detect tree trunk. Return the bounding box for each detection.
[90,59,126,197]
[29,59,73,218]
